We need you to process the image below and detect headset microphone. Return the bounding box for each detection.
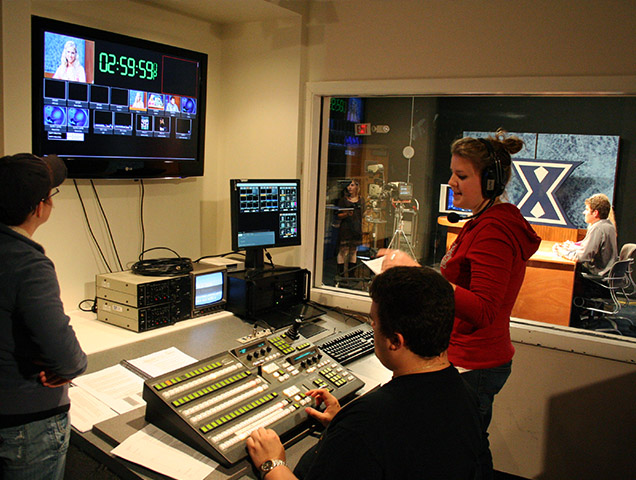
[447,197,496,224]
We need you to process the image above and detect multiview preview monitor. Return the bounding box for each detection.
[230,179,301,269]
[31,16,207,179]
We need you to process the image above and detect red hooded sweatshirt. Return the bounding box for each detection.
[441,203,541,370]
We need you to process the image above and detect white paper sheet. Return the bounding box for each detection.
[69,385,118,432]
[124,346,197,379]
[362,256,384,275]
[111,424,218,480]
[72,364,145,414]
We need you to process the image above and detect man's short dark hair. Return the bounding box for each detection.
[0,153,66,225]
[369,266,455,358]
[585,193,611,219]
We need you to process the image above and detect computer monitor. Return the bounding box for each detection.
[31,16,207,179]
[191,266,227,318]
[438,184,471,215]
[230,179,301,270]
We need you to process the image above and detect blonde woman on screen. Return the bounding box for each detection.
[53,41,86,82]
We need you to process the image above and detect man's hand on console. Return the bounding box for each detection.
[246,428,293,479]
[305,388,341,427]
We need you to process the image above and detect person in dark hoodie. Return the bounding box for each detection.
[380,129,541,479]
[0,153,87,480]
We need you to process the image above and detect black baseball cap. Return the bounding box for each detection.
[0,153,67,226]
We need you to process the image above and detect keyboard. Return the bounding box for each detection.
[317,325,375,365]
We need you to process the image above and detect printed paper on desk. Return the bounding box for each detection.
[69,385,118,432]
[125,347,197,379]
[111,424,218,480]
[72,364,145,414]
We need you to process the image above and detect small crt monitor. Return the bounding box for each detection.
[439,184,471,215]
[191,266,227,318]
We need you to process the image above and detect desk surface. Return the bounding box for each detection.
[69,309,391,480]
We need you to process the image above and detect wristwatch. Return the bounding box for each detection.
[259,459,287,477]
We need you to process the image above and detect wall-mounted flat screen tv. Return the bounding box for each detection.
[31,16,207,179]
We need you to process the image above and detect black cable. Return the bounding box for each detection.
[193,251,245,263]
[139,179,146,256]
[264,248,275,268]
[90,180,124,271]
[73,180,113,273]
[78,298,97,313]
[131,247,193,276]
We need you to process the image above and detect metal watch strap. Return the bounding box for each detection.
[259,459,287,477]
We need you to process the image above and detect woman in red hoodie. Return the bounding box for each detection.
[381,129,541,476]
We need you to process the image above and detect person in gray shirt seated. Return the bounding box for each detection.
[0,153,87,480]
[554,193,618,276]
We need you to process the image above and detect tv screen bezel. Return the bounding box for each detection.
[31,15,208,179]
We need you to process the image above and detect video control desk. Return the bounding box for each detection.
[69,309,390,480]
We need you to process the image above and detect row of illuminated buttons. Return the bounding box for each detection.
[171,370,251,407]
[184,379,267,422]
[199,392,279,434]
[211,398,290,444]
[217,398,311,451]
[161,362,241,399]
[153,361,224,391]
[269,336,295,354]
[320,367,348,388]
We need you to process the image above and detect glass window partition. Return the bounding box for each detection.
[313,93,636,342]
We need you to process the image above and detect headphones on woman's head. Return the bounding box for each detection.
[478,138,505,199]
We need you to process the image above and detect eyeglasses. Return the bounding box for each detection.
[42,187,60,202]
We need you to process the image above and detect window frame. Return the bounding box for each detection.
[300,75,636,364]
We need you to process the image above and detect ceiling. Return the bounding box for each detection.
[130,0,303,24]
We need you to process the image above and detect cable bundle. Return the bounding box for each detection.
[131,257,193,276]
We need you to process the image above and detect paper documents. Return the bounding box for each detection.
[72,364,145,415]
[124,346,197,379]
[362,256,384,275]
[69,385,118,432]
[112,424,218,480]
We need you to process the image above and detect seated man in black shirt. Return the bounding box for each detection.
[247,266,485,480]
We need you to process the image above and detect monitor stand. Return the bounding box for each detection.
[244,248,265,270]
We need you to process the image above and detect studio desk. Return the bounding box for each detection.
[438,216,583,327]
[68,309,390,480]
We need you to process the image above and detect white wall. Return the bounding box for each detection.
[304,0,636,82]
[201,16,303,259]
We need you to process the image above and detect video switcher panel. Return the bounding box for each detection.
[143,332,365,467]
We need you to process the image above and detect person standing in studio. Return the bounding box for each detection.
[380,129,541,478]
[0,153,87,480]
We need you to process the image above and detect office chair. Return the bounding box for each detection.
[619,243,636,301]
[577,258,634,334]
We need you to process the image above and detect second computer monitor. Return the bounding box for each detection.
[229,179,301,269]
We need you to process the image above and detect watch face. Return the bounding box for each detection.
[261,460,274,472]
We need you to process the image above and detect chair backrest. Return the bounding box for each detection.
[619,243,636,261]
[607,258,633,290]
